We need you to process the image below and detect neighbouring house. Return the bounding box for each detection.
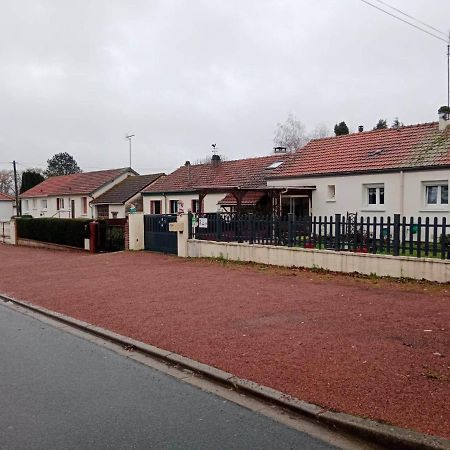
[267,110,450,219]
[0,192,15,221]
[20,168,137,219]
[141,154,293,215]
[91,173,165,219]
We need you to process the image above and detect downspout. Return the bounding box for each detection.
[163,193,167,214]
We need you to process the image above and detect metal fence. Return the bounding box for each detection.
[193,213,450,260]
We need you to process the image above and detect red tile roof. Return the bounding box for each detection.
[142,155,288,194]
[20,168,134,198]
[270,122,450,179]
[218,191,266,206]
[0,192,14,201]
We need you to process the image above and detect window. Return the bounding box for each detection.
[425,183,448,206]
[169,200,178,213]
[364,184,384,207]
[82,197,88,215]
[97,205,109,218]
[56,197,65,210]
[32,199,37,209]
[41,199,47,209]
[23,200,29,211]
[150,200,161,214]
[111,211,118,219]
[327,185,336,200]
[191,199,200,213]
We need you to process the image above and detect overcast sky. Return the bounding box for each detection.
[1,0,449,175]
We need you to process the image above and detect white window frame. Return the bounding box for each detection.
[326,184,336,202]
[81,196,88,215]
[362,183,385,210]
[32,198,37,209]
[169,200,178,214]
[41,199,47,210]
[23,199,29,212]
[423,181,448,210]
[56,197,65,210]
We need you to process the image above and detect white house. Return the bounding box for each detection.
[141,154,287,214]
[0,192,15,221]
[266,111,450,220]
[20,168,137,219]
[90,173,164,219]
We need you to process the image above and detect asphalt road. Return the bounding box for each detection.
[0,303,337,450]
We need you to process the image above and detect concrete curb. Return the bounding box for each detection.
[1,294,449,450]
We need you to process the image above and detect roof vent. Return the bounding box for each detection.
[185,161,191,166]
[438,106,450,131]
[273,146,287,154]
[358,125,364,132]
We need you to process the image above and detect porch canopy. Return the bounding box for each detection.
[194,185,316,215]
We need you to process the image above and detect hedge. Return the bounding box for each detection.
[16,217,92,248]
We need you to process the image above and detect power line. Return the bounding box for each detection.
[372,0,448,38]
[359,0,449,44]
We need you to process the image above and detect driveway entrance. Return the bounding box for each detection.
[144,214,178,254]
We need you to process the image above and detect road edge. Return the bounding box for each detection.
[1,294,449,450]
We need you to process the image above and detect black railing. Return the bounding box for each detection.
[193,213,450,260]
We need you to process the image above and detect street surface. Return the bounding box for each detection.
[1,245,449,439]
[0,302,337,450]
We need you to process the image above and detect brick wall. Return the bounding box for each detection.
[124,218,130,250]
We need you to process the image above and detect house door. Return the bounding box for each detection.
[71,200,75,218]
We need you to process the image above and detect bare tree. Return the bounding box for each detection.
[273,113,310,152]
[274,115,331,152]
[0,170,14,195]
[309,123,330,140]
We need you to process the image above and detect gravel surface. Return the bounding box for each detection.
[1,244,449,439]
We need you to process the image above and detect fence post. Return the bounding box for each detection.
[216,213,222,242]
[89,221,98,253]
[287,213,294,247]
[249,213,255,244]
[187,212,193,239]
[334,213,341,251]
[393,214,400,256]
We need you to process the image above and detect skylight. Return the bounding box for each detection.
[266,161,283,169]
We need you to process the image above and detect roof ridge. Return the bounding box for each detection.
[307,121,439,144]
[182,154,285,169]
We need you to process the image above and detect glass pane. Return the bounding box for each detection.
[368,188,377,205]
[379,187,384,205]
[441,185,448,204]
[426,186,438,204]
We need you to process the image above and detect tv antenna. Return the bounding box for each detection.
[126,134,135,168]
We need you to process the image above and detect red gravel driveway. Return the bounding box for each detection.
[1,244,449,439]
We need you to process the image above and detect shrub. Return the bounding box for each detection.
[16,217,91,248]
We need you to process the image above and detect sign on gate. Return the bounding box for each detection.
[198,217,208,228]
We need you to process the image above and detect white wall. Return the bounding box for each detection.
[21,171,134,219]
[0,201,14,221]
[186,239,450,283]
[93,203,126,219]
[143,192,226,214]
[268,168,450,219]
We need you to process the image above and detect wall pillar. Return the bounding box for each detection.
[128,212,144,250]
[177,214,190,257]
[10,219,17,245]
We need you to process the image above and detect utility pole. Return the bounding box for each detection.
[13,160,20,216]
[126,134,135,168]
[447,30,450,107]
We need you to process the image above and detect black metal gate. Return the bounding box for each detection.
[144,214,178,254]
[97,219,126,252]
